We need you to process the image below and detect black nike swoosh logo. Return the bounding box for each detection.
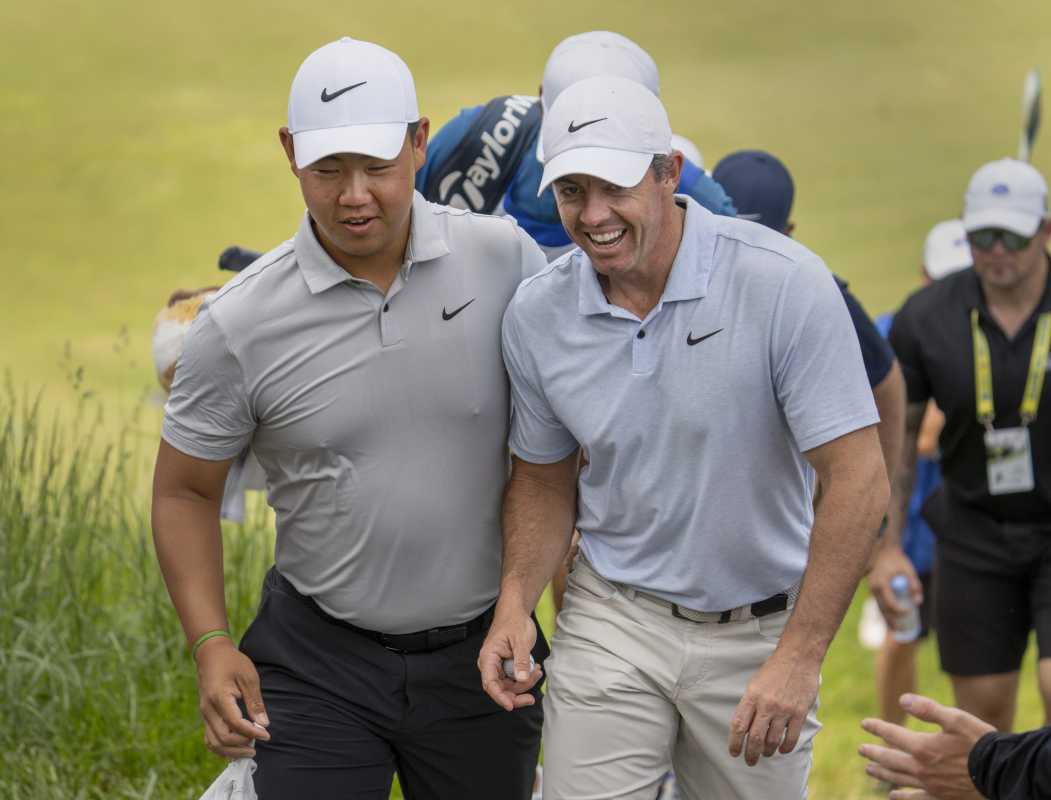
[320,81,367,102]
[686,328,723,346]
[568,117,608,133]
[442,299,475,321]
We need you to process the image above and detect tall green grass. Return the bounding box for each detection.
[0,383,273,799]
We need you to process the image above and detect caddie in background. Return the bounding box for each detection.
[868,219,972,729]
[887,158,1051,733]
[152,37,548,799]
[415,30,736,260]
[479,76,888,799]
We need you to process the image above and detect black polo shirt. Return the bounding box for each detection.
[888,260,1051,522]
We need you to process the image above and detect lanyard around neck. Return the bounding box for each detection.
[971,308,1051,428]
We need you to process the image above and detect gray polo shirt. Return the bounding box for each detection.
[503,196,878,611]
[163,191,547,633]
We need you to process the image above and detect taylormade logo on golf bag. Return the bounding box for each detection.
[431,95,541,214]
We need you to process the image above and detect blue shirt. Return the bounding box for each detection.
[876,311,936,575]
[417,104,737,255]
[503,197,878,609]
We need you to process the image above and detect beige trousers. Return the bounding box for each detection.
[542,559,821,800]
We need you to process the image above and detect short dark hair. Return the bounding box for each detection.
[651,154,675,182]
[407,120,421,141]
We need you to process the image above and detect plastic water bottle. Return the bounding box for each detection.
[889,574,920,643]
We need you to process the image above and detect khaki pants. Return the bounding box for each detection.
[542,559,821,800]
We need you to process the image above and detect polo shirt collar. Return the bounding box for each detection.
[576,194,716,316]
[294,190,450,295]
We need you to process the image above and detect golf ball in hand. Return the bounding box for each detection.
[503,655,536,679]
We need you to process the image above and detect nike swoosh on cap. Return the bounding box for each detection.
[686,328,723,346]
[567,117,608,133]
[442,299,475,321]
[320,81,367,102]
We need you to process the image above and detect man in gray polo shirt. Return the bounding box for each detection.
[152,38,547,799]
[477,76,888,798]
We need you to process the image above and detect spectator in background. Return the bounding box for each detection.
[868,219,972,726]
[886,159,1051,732]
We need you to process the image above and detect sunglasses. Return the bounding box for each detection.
[967,228,1033,252]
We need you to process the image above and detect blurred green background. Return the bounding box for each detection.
[2,0,1050,797]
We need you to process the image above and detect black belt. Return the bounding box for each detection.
[275,571,494,654]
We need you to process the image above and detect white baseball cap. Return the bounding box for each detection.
[287,37,419,168]
[541,31,659,113]
[961,158,1048,237]
[538,76,672,196]
[923,219,972,280]
[538,31,659,161]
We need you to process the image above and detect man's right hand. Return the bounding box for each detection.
[195,637,270,759]
[477,610,543,712]
[868,544,922,625]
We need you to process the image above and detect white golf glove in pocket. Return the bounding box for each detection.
[198,757,257,800]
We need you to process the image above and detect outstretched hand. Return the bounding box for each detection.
[859,693,994,800]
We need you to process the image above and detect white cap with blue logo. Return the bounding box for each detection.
[962,158,1048,237]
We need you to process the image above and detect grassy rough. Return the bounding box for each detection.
[0,386,272,799]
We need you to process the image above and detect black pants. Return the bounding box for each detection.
[240,568,547,799]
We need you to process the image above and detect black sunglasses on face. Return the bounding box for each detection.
[967,228,1033,252]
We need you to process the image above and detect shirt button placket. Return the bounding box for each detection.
[632,326,654,374]
[380,296,402,347]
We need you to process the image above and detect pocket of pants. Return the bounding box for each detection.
[754,608,792,642]
[566,565,619,602]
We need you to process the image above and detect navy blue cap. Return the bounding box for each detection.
[711,150,794,233]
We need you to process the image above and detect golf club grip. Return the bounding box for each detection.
[218,245,262,273]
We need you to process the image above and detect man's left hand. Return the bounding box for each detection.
[728,648,820,765]
[859,693,993,799]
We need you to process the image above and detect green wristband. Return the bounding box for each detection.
[191,629,231,661]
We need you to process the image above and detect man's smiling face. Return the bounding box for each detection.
[552,158,680,281]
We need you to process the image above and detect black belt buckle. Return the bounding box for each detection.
[750,592,789,619]
[378,632,420,653]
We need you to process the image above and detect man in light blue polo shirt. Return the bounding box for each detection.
[477,76,889,799]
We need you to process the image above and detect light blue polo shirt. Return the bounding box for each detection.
[503,196,878,611]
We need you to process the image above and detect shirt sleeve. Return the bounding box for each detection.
[969,727,1051,800]
[161,304,255,461]
[839,284,895,388]
[678,158,737,217]
[771,257,880,452]
[502,294,579,463]
[517,227,549,281]
[887,297,932,404]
